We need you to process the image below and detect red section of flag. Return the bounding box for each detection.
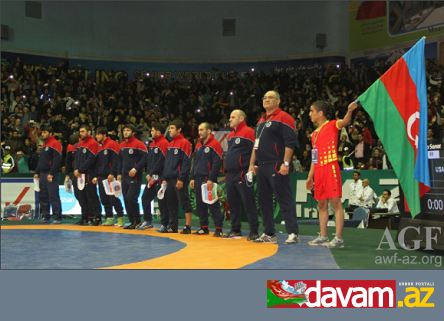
[380,57,431,198]
[356,1,386,20]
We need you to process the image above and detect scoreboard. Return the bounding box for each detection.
[420,143,444,216]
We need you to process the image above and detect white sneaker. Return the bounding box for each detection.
[253,233,277,244]
[307,233,329,246]
[284,233,300,244]
[325,236,344,248]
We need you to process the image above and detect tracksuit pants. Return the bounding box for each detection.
[97,176,124,219]
[226,170,259,233]
[256,163,299,236]
[122,174,142,223]
[194,176,223,229]
[165,178,193,231]
[76,173,101,221]
[142,180,169,225]
[39,172,62,220]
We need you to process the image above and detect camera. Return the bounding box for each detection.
[9,75,13,79]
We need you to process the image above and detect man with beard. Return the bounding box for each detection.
[34,125,63,223]
[93,127,125,227]
[74,124,102,225]
[117,124,148,229]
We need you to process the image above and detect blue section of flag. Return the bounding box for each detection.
[402,37,431,188]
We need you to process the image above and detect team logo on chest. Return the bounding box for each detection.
[129,149,134,154]
[235,138,240,144]
[266,122,272,127]
[174,149,178,154]
[83,148,86,153]
[45,147,49,151]
[104,150,108,155]
[154,148,158,154]
[205,147,210,153]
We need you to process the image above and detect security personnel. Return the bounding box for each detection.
[74,124,102,226]
[94,127,125,227]
[34,125,63,224]
[2,146,15,174]
[223,110,259,240]
[140,122,169,231]
[248,90,300,244]
[162,119,193,234]
[117,124,148,229]
[190,122,224,237]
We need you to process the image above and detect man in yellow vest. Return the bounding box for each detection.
[342,147,354,170]
[2,146,15,174]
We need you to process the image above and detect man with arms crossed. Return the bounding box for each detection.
[306,101,357,248]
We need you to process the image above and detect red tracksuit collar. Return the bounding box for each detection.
[199,134,215,146]
[81,135,94,144]
[125,135,136,144]
[262,108,281,120]
[234,121,247,133]
[44,136,57,146]
[173,133,184,141]
[155,134,165,143]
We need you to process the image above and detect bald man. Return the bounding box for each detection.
[223,110,259,240]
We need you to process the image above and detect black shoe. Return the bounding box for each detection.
[180,225,191,234]
[134,220,142,229]
[92,217,102,226]
[247,231,260,241]
[213,229,223,237]
[124,221,136,229]
[193,227,209,235]
[74,219,88,226]
[160,227,178,233]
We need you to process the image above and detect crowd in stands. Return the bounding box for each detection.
[1,52,444,174]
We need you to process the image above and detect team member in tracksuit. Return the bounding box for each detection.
[34,125,63,224]
[117,124,148,229]
[74,124,102,226]
[65,133,84,218]
[248,90,300,244]
[223,110,259,240]
[93,127,125,227]
[190,122,224,237]
[140,122,169,231]
[162,119,193,234]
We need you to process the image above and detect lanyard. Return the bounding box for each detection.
[255,115,273,140]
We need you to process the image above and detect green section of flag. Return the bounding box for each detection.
[358,79,420,215]
[267,289,307,308]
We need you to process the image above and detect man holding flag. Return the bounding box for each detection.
[190,122,224,237]
[357,37,430,217]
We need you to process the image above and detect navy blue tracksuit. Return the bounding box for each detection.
[119,136,148,223]
[191,135,223,229]
[163,134,192,231]
[254,108,300,236]
[74,135,102,221]
[35,136,62,220]
[95,136,124,219]
[142,134,169,224]
[225,121,259,233]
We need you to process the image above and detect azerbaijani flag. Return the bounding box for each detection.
[358,37,430,217]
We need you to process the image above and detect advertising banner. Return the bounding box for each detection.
[349,1,444,53]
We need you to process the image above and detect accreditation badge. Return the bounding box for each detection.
[311,149,318,164]
[254,138,260,150]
